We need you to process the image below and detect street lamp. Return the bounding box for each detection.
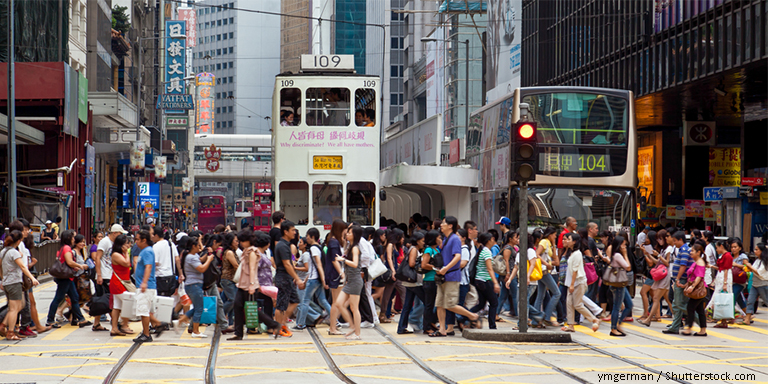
[136,34,187,141]
[422,37,470,140]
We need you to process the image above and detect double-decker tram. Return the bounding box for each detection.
[471,86,637,238]
[273,55,380,235]
[234,199,254,230]
[198,195,227,234]
[252,182,273,232]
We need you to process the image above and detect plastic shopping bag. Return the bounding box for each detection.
[713,291,735,320]
[200,296,218,324]
[245,296,261,329]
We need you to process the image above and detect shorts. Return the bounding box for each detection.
[3,282,24,301]
[273,273,300,312]
[644,277,654,286]
[435,281,460,308]
[134,289,157,317]
[112,292,131,311]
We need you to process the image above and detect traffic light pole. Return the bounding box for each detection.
[517,181,528,333]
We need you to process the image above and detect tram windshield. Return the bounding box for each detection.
[306,88,351,126]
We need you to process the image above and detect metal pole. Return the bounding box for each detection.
[136,37,143,140]
[7,0,17,220]
[517,182,528,332]
[464,39,469,140]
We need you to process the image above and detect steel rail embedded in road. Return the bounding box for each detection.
[573,340,693,384]
[102,342,142,384]
[373,325,457,384]
[307,327,358,384]
[205,327,222,384]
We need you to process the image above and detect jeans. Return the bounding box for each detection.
[297,278,332,327]
[422,281,437,331]
[746,285,768,315]
[668,278,689,332]
[733,283,747,309]
[296,280,323,327]
[586,281,599,303]
[184,283,205,324]
[398,286,426,333]
[205,284,228,327]
[556,283,568,323]
[456,283,470,325]
[408,296,424,330]
[507,277,518,316]
[47,278,85,324]
[534,274,561,323]
[220,279,238,325]
[610,286,633,330]
[497,280,510,315]
[519,285,544,326]
[470,281,499,329]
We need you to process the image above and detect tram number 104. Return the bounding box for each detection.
[539,153,611,173]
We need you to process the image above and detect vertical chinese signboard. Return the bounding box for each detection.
[165,20,186,115]
[196,72,215,134]
[177,8,197,47]
[155,156,167,183]
[130,141,146,177]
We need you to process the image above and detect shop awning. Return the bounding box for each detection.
[0,112,45,145]
[380,164,478,188]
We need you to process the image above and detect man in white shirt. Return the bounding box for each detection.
[359,227,378,327]
[93,224,128,331]
[151,227,179,297]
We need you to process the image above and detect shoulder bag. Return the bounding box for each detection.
[529,258,544,281]
[367,254,388,280]
[650,263,668,281]
[602,255,629,287]
[157,241,180,295]
[49,248,76,279]
[492,247,508,275]
[584,259,599,285]
[684,277,707,299]
[732,265,748,285]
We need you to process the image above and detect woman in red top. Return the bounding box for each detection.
[45,230,89,328]
[706,241,736,328]
[109,234,134,336]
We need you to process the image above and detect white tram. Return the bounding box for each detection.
[272,55,381,235]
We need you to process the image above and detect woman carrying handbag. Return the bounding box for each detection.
[606,236,633,337]
[682,244,708,336]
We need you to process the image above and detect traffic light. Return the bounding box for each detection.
[511,122,538,183]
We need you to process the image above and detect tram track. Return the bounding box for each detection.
[307,325,457,384]
[102,327,222,384]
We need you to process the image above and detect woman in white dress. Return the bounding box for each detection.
[705,241,745,328]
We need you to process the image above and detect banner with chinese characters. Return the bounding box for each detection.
[130,141,146,177]
[177,8,197,47]
[154,156,167,183]
[709,147,741,187]
[196,72,215,134]
[165,20,186,115]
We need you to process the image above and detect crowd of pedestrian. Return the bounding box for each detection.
[1,213,767,343]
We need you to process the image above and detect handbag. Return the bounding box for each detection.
[492,253,507,275]
[732,266,748,284]
[49,248,76,279]
[367,256,388,280]
[395,257,418,283]
[684,278,707,299]
[602,265,629,287]
[529,258,543,282]
[120,278,137,293]
[584,262,599,285]
[88,293,111,317]
[200,296,218,324]
[650,263,668,281]
[245,294,261,329]
[712,291,735,320]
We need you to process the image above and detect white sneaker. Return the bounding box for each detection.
[55,314,67,323]
[361,321,375,328]
[191,332,209,338]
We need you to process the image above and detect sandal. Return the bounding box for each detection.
[428,332,447,337]
[110,331,126,337]
[713,323,728,329]
[445,331,455,336]
[561,326,575,332]
[36,325,53,334]
[92,325,109,332]
[380,318,392,323]
[78,321,93,328]
[120,327,135,335]
[327,330,345,336]
[592,319,602,332]
[345,334,361,340]
[495,317,507,323]
[5,331,21,341]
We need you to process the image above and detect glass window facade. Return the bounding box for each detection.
[334,0,367,74]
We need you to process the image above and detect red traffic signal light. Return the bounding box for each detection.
[518,123,535,140]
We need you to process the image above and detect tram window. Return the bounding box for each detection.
[354,88,376,127]
[279,181,309,225]
[306,88,351,126]
[312,181,343,225]
[280,88,301,126]
[347,182,375,225]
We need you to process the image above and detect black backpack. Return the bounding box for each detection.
[202,249,222,290]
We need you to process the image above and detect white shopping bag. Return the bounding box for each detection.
[713,291,735,320]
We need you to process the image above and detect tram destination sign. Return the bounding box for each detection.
[301,54,354,71]
[156,94,194,110]
[539,153,611,173]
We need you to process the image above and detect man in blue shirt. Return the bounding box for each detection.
[434,216,480,337]
[134,230,169,342]
[663,231,693,334]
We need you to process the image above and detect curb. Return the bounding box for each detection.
[0,273,55,299]
[462,329,572,343]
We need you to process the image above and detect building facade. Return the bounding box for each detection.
[193,0,280,134]
[521,0,767,244]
